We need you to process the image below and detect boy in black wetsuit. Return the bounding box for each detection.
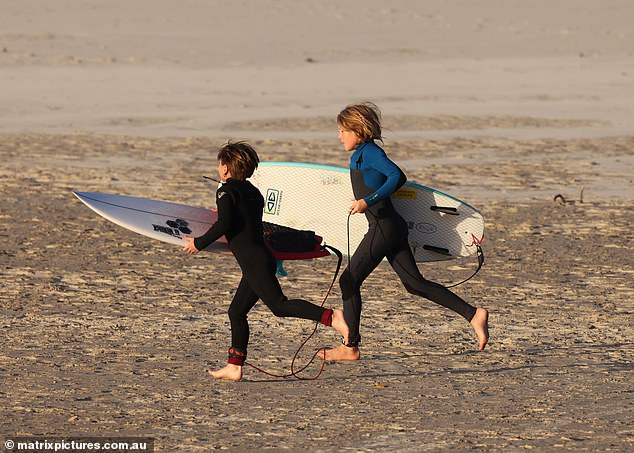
[183,141,348,381]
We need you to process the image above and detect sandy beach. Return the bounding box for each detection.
[2,1,633,451]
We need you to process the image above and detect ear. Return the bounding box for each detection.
[222,164,232,179]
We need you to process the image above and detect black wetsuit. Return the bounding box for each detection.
[195,178,330,364]
[340,141,477,346]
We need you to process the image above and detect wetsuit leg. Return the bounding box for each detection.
[388,239,477,321]
[228,267,331,359]
[245,257,327,322]
[227,275,260,354]
[339,224,390,345]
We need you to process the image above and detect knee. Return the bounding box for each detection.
[266,296,290,318]
[403,283,420,296]
[228,304,247,321]
[339,269,358,300]
[403,282,422,296]
[403,278,442,298]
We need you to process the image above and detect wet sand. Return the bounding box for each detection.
[1,130,632,451]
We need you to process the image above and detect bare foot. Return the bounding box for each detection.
[207,364,243,381]
[331,309,349,340]
[324,343,360,361]
[471,307,489,351]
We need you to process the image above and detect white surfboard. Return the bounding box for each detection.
[249,162,484,262]
[73,191,332,261]
[73,191,229,252]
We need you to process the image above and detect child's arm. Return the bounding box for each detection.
[363,149,407,207]
[183,188,235,253]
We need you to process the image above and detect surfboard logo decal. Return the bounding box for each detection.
[320,175,343,186]
[153,218,192,238]
[264,189,281,215]
[415,222,437,234]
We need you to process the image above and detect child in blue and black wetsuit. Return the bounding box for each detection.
[183,141,348,380]
[325,103,489,361]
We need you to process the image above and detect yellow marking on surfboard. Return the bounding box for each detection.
[393,187,417,199]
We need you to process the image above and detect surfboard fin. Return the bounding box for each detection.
[276,260,288,277]
[430,206,460,215]
[423,245,452,256]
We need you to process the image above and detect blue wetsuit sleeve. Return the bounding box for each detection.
[194,188,234,250]
[363,150,407,207]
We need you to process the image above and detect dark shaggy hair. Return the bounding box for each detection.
[217,141,260,180]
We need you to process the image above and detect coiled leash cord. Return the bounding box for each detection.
[244,245,343,380]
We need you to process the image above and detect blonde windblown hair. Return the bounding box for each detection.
[337,102,383,143]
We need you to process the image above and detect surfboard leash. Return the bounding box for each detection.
[444,243,484,288]
[243,244,344,380]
